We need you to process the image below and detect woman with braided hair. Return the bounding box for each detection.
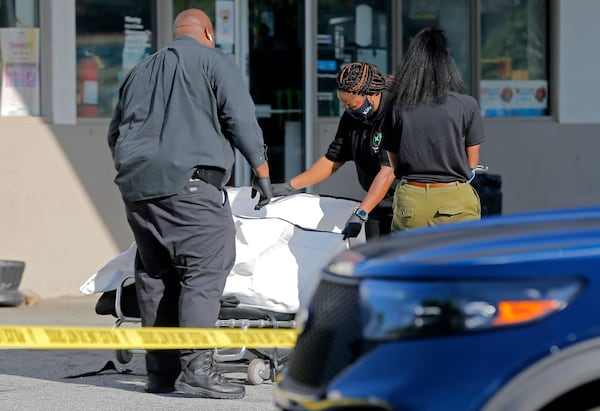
[271,61,397,240]
[381,26,485,231]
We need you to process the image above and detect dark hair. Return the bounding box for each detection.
[336,62,387,95]
[391,27,465,111]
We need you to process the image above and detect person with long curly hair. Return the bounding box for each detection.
[381,26,485,231]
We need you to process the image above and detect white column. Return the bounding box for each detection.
[557,0,600,123]
[44,0,77,124]
[156,0,173,49]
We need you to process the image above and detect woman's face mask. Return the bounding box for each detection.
[346,96,374,121]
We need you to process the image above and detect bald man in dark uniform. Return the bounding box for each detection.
[107,8,272,398]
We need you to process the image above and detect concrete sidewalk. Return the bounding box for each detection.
[0,295,277,411]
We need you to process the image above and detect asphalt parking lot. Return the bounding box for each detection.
[0,295,278,411]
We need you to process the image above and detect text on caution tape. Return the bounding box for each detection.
[0,326,298,350]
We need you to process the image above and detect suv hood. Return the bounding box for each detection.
[338,207,600,280]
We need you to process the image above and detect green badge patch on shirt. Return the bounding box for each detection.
[372,132,383,152]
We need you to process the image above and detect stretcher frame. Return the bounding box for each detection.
[103,275,296,385]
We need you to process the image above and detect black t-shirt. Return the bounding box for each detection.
[325,93,395,198]
[381,92,486,183]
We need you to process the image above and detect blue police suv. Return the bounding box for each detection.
[275,206,600,411]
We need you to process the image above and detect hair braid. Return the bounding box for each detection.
[336,62,386,95]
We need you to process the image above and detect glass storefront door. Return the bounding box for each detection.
[76,0,156,118]
[248,0,304,184]
[173,0,304,185]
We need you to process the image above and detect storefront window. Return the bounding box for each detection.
[479,0,548,117]
[317,0,391,117]
[0,0,40,116]
[402,0,471,93]
[76,1,156,118]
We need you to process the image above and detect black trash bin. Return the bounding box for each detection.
[471,173,502,216]
[0,260,25,307]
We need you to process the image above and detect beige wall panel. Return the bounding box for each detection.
[0,119,129,299]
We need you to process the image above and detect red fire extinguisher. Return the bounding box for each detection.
[77,54,100,117]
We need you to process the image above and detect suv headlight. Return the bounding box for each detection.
[360,278,583,341]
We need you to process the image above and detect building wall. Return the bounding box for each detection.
[0,119,125,298]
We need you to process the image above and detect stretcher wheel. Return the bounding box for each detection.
[115,349,133,364]
[247,359,269,385]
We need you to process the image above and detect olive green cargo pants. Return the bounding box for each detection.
[391,181,481,232]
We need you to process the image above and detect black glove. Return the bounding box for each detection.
[251,176,273,210]
[342,213,364,240]
[271,181,296,197]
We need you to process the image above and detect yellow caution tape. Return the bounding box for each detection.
[0,325,298,350]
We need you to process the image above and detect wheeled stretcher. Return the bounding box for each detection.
[81,187,365,384]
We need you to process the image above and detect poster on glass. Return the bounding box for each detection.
[0,28,40,116]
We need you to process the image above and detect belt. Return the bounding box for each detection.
[190,167,225,189]
[402,179,461,188]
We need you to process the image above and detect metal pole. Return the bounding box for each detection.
[304,0,316,193]
[234,0,252,186]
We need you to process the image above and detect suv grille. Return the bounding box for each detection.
[286,275,365,389]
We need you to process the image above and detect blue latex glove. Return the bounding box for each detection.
[468,168,477,183]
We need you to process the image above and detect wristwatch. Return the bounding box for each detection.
[353,207,369,222]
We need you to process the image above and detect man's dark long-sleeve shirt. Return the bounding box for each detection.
[108,35,267,201]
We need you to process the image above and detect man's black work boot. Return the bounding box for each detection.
[175,350,245,399]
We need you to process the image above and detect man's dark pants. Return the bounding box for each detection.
[124,180,235,379]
